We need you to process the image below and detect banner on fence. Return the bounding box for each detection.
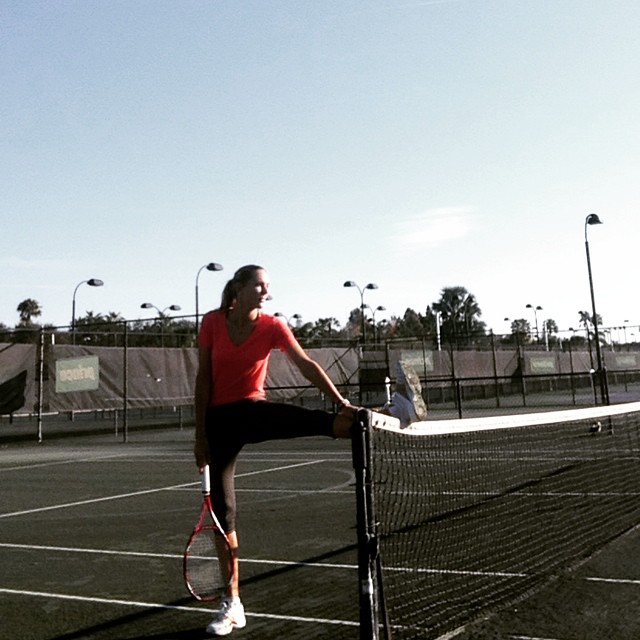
[528,355,558,374]
[55,356,100,393]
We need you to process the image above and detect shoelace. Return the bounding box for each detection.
[215,601,231,621]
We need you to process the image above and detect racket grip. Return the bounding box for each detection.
[201,464,211,494]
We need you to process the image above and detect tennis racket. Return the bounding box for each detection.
[183,464,235,602]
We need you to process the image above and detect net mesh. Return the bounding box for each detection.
[370,402,640,639]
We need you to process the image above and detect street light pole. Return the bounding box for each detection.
[140,303,181,348]
[343,280,378,343]
[275,312,302,327]
[585,213,609,405]
[72,278,104,345]
[525,304,542,342]
[141,303,182,317]
[195,262,223,334]
[364,304,387,344]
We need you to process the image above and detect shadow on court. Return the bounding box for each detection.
[0,428,360,639]
[454,526,640,640]
[3,422,640,639]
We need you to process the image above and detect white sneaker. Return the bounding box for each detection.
[206,596,246,636]
[389,361,428,426]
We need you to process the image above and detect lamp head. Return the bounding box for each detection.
[87,279,104,287]
[586,213,603,226]
[343,280,356,288]
[168,305,181,311]
[206,262,223,272]
[140,303,153,309]
[365,283,379,290]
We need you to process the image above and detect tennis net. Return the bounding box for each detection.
[353,403,640,640]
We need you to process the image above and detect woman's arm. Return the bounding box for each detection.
[284,341,350,407]
[194,345,212,468]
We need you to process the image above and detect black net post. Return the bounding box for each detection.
[352,408,383,640]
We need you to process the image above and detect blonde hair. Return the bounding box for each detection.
[219,265,264,312]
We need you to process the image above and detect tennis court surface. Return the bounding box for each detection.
[3,405,640,639]
[1,429,360,639]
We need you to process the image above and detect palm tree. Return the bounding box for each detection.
[433,287,484,346]
[578,310,591,332]
[16,298,42,325]
[544,319,558,335]
[508,318,530,342]
[105,311,125,324]
[75,310,106,327]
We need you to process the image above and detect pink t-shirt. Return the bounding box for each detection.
[198,310,297,406]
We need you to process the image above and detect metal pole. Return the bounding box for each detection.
[196,262,223,335]
[37,327,45,443]
[359,289,367,345]
[71,298,76,344]
[568,338,576,405]
[71,282,81,345]
[516,331,527,407]
[490,329,501,408]
[352,409,381,640]
[123,321,129,443]
[344,281,378,345]
[585,216,609,405]
[195,266,204,335]
[71,278,104,345]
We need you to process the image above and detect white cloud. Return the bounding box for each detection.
[392,206,476,252]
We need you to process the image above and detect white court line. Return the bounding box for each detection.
[0,542,179,560]
[508,636,562,640]
[585,576,640,586]
[0,459,327,520]
[0,481,194,520]
[0,542,357,571]
[236,488,353,494]
[5,541,640,587]
[233,459,326,478]
[0,542,570,581]
[0,453,132,473]
[0,588,359,627]
[0,542,521,577]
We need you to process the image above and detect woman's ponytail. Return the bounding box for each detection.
[218,264,264,313]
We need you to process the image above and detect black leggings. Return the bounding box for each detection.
[205,399,335,532]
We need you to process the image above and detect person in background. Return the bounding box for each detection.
[194,264,356,636]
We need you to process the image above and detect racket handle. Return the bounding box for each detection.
[201,464,211,495]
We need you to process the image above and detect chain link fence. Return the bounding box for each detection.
[2,324,640,441]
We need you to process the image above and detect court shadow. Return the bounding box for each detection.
[119,631,207,640]
[49,544,360,640]
[240,541,359,587]
[49,596,208,640]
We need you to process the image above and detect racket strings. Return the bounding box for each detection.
[185,526,227,601]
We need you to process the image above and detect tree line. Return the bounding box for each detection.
[1,288,616,350]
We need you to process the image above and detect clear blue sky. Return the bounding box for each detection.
[2,0,639,338]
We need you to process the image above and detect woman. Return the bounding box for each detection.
[194,264,356,636]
